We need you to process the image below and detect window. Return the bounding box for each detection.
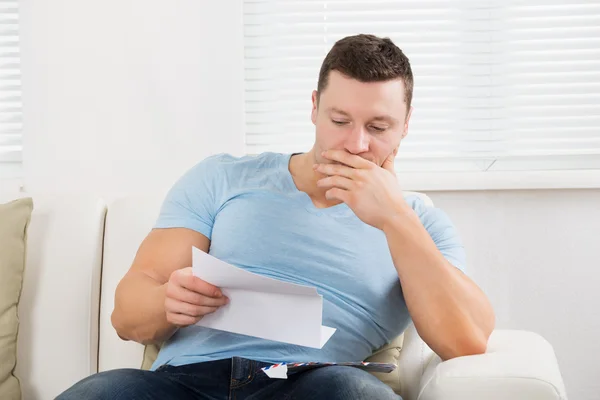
[0,0,21,180]
[243,0,600,187]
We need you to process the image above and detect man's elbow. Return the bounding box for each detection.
[439,322,493,361]
[458,331,489,357]
[448,304,496,359]
[111,306,131,341]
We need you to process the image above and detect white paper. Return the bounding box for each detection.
[262,364,288,379]
[192,247,336,348]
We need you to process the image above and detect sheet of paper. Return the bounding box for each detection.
[262,363,288,379]
[192,247,336,349]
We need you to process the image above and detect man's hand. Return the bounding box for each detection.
[164,267,229,327]
[314,149,409,231]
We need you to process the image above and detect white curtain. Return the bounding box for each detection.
[244,0,600,172]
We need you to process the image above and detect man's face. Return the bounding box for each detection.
[311,70,412,168]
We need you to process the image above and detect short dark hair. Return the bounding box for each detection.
[317,34,414,111]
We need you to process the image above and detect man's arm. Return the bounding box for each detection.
[111,227,227,345]
[314,149,495,361]
[382,210,495,361]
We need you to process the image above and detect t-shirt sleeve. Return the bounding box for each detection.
[153,155,225,240]
[407,195,467,274]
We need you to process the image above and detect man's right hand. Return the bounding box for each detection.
[164,267,229,327]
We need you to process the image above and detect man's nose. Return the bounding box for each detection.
[344,127,369,154]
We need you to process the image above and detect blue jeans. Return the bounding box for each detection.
[56,357,402,399]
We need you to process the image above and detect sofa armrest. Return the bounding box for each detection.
[417,330,567,400]
[15,195,107,400]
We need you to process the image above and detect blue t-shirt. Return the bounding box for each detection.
[150,152,466,370]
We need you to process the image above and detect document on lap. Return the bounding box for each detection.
[262,361,397,379]
[191,246,336,349]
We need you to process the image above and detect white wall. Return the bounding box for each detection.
[17,1,600,399]
[427,189,600,400]
[0,178,22,201]
[21,0,244,199]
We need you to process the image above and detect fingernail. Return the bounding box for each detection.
[214,290,222,298]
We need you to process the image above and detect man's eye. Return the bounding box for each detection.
[332,120,347,125]
[369,125,387,132]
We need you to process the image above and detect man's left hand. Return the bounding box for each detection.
[315,149,410,231]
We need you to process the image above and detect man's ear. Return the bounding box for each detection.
[402,106,413,140]
[311,90,318,125]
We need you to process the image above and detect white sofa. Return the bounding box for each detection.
[11,192,568,400]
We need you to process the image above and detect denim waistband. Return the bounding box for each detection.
[155,357,275,381]
[230,356,275,387]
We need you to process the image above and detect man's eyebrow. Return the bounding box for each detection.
[372,115,398,124]
[326,107,398,124]
[326,107,350,116]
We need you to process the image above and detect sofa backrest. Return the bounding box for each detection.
[8,185,437,399]
[98,194,165,372]
[98,190,435,375]
[15,194,106,400]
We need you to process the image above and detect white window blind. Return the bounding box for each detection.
[0,1,21,171]
[244,0,600,173]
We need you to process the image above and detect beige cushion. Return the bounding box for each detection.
[364,333,405,394]
[140,332,405,393]
[0,198,33,400]
[141,343,161,371]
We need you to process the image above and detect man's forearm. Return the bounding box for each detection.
[383,207,495,361]
[111,272,177,345]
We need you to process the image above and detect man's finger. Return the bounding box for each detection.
[321,150,373,169]
[180,275,223,298]
[317,175,354,190]
[167,299,219,317]
[382,149,397,174]
[169,285,229,307]
[325,187,351,204]
[313,163,355,178]
[167,313,198,327]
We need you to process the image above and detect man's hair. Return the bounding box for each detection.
[317,34,414,111]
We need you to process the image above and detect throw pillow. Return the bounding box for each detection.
[141,343,161,371]
[0,197,34,400]
[364,333,405,394]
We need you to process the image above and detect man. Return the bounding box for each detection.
[58,34,495,399]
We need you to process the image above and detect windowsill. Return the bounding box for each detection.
[3,170,599,195]
[398,169,600,192]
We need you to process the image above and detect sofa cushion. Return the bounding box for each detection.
[140,332,404,393]
[364,333,405,394]
[0,197,33,400]
[141,343,161,371]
